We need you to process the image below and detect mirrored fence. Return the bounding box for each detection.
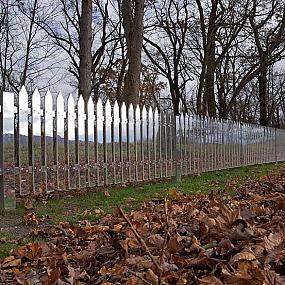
[1,86,285,207]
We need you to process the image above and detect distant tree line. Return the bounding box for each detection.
[0,0,285,127]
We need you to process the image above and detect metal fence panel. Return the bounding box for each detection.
[1,88,285,205]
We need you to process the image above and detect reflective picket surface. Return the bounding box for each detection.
[1,87,285,206]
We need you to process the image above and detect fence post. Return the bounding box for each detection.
[172,114,181,183]
[275,127,277,163]
[240,122,244,166]
[0,87,4,210]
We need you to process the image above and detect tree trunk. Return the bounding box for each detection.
[122,0,144,106]
[196,63,206,115]
[204,50,216,117]
[78,0,92,102]
[259,57,268,126]
[203,0,217,117]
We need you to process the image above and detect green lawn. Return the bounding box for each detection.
[34,162,285,224]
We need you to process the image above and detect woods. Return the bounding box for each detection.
[0,0,285,126]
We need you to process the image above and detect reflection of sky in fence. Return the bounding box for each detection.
[3,87,278,145]
[3,87,160,143]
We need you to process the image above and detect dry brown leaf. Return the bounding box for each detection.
[148,234,165,249]
[263,267,285,285]
[263,232,284,251]
[24,199,33,210]
[167,234,183,253]
[1,256,21,268]
[230,251,256,265]
[198,276,223,285]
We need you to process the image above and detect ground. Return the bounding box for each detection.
[0,162,285,284]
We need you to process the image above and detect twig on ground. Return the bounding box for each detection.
[158,198,170,285]
[41,224,72,238]
[118,207,163,281]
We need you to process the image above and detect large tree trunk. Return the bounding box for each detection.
[78,0,92,102]
[259,56,268,126]
[204,49,216,117]
[204,0,217,117]
[122,0,144,106]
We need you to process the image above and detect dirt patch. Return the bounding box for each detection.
[0,214,34,240]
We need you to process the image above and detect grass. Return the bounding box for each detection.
[33,162,285,224]
[0,231,47,260]
[0,232,16,260]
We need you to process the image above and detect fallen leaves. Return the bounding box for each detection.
[2,170,285,284]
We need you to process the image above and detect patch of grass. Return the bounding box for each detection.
[34,162,285,224]
[0,231,17,260]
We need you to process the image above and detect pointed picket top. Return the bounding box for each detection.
[185,112,190,131]
[121,102,127,123]
[87,96,95,142]
[44,90,53,137]
[19,85,28,111]
[68,94,75,115]
[105,99,111,127]
[87,96,94,119]
[128,103,134,120]
[148,105,153,119]
[45,90,53,112]
[154,107,159,118]
[113,100,120,126]
[32,88,41,136]
[135,104,140,122]
[142,105,147,121]
[105,99,111,114]
[57,93,65,137]
[96,97,103,131]
[56,93,64,114]
[78,95,84,111]
[67,94,75,140]
[32,88,41,112]
[97,96,103,111]
[77,95,85,139]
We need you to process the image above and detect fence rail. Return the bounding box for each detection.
[1,86,285,208]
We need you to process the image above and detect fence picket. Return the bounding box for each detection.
[67,94,75,189]
[134,105,139,181]
[32,89,41,194]
[87,96,94,187]
[110,102,116,185]
[126,103,131,182]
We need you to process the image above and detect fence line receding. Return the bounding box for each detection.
[1,86,285,208]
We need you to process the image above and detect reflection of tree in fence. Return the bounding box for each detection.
[1,87,285,207]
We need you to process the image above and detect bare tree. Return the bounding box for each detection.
[249,0,285,126]
[192,0,251,117]
[37,0,121,100]
[0,0,60,92]
[143,0,193,115]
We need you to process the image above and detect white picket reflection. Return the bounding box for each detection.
[3,92,15,209]
[2,86,285,200]
[67,94,76,189]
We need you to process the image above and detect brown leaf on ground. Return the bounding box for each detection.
[2,168,285,284]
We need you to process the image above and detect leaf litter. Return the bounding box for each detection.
[2,170,285,284]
